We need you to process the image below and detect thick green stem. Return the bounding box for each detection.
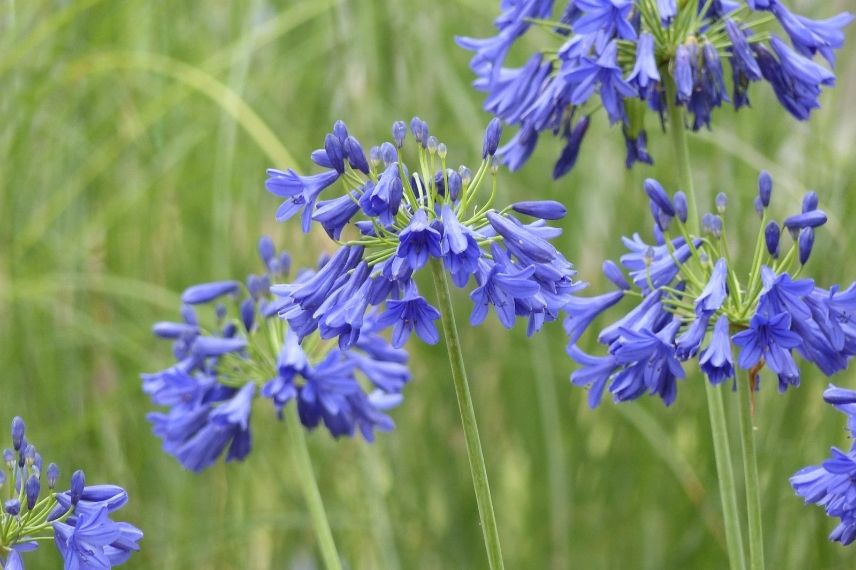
[429,258,505,570]
[665,81,747,570]
[665,78,700,234]
[737,374,765,570]
[704,383,748,570]
[286,410,343,570]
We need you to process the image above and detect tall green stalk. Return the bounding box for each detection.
[286,409,343,570]
[666,78,747,570]
[737,373,765,570]
[429,258,505,570]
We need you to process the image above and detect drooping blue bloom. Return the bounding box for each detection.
[396,209,443,272]
[376,286,441,348]
[564,291,625,344]
[611,320,685,406]
[562,41,638,124]
[699,315,736,384]
[440,205,481,287]
[696,258,728,315]
[573,0,636,40]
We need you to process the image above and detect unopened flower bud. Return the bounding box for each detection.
[673,191,688,223]
[482,118,503,158]
[392,120,407,148]
[802,191,818,213]
[765,221,781,258]
[799,228,815,265]
[715,192,727,214]
[758,171,772,207]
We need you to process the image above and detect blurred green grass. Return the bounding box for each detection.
[1,0,855,567]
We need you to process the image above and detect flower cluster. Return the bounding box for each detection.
[791,385,856,545]
[566,172,856,407]
[0,417,141,569]
[265,118,582,345]
[458,0,852,175]
[143,237,411,473]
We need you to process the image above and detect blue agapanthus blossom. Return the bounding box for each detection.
[0,417,141,569]
[566,172,856,407]
[791,385,856,545]
[458,0,852,176]
[265,118,582,348]
[143,237,411,473]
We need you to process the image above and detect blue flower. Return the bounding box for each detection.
[696,258,728,315]
[564,291,625,344]
[376,285,441,347]
[470,250,541,329]
[732,312,802,387]
[562,41,638,124]
[360,163,403,226]
[396,209,443,272]
[699,315,735,384]
[573,0,636,40]
[611,320,685,405]
[440,205,481,287]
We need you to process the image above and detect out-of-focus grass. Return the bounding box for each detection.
[1,0,855,568]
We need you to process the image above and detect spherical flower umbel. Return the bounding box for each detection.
[265,118,583,345]
[0,417,141,568]
[791,385,856,545]
[566,171,856,406]
[143,237,411,473]
[458,0,852,176]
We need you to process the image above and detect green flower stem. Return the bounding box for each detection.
[429,258,505,570]
[666,77,747,570]
[285,409,343,570]
[737,372,765,570]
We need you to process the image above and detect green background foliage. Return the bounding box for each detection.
[1,0,854,567]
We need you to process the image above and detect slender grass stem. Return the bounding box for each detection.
[285,410,343,570]
[737,372,765,570]
[666,78,747,570]
[428,258,505,570]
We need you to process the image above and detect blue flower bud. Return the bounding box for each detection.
[799,228,815,265]
[459,165,472,186]
[754,196,764,217]
[240,298,255,332]
[758,171,772,207]
[448,171,462,202]
[70,470,85,505]
[482,118,503,158]
[25,475,39,510]
[369,145,381,167]
[437,142,447,159]
[673,191,688,223]
[602,260,631,290]
[11,417,24,451]
[380,142,397,165]
[3,449,13,468]
[392,121,407,148]
[258,236,275,266]
[181,281,240,305]
[702,213,720,237]
[23,444,35,466]
[675,44,695,103]
[644,179,675,216]
[511,200,567,220]
[802,191,818,213]
[345,136,370,174]
[332,120,348,143]
[765,221,781,258]
[47,463,59,489]
[715,192,727,214]
[324,133,345,174]
[427,135,439,154]
[783,210,827,234]
[410,116,424,143]
[5,499,20,516]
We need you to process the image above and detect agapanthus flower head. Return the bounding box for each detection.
[459,0,852,176]
[0,418,141,568]
[791,385,856,545]
[144,237,412,473]
[265,119,583,347]
[567,172,856,407]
